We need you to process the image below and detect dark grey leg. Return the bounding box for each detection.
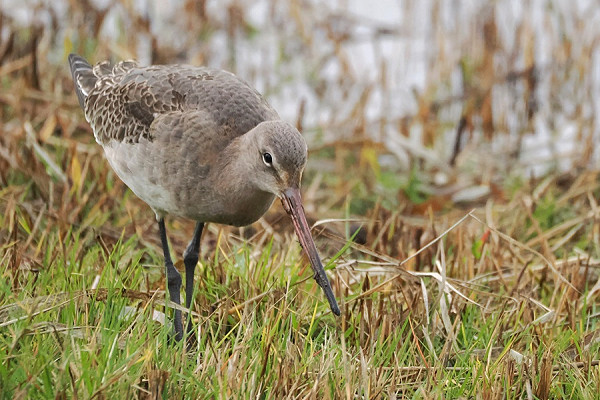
[158,218,183,341]
[183,222,204,334]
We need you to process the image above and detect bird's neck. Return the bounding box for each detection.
[217,134,259,194]
[213,135,276,225]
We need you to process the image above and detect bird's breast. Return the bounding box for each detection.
[103,138,276,225]
[178,185,276,226]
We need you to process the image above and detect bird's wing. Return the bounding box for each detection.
[82,61,279,147]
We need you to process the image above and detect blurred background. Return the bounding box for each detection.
[2,0,600,268]
[3,0,599,204]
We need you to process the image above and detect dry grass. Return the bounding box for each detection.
[1,1,599,398]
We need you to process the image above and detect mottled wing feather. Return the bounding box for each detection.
[92,60,114,76]
[83,62,279,147]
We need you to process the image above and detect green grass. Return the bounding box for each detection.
[1,180,599,398]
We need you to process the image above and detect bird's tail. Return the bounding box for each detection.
[68,53,96,110]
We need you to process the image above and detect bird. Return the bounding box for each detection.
[68,53,340,341]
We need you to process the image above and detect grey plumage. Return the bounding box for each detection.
[68,54,286,222]
[68,54,277,146]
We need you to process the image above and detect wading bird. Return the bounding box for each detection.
[68,54,340,341]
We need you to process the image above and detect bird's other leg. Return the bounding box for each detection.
[158,218,183,341]
[183,222,204,335]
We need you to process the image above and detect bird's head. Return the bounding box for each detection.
[247,120,307,195]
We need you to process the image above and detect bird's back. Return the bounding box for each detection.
[68,54,279,148]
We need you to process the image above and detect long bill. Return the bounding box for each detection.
[281,187,341,316]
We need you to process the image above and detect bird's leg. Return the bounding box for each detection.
[183,222,204,335]
[158,218,183,341]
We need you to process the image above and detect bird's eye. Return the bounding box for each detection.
[262,152,273,166]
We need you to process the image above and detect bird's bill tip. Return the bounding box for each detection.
[281,187,340,316]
